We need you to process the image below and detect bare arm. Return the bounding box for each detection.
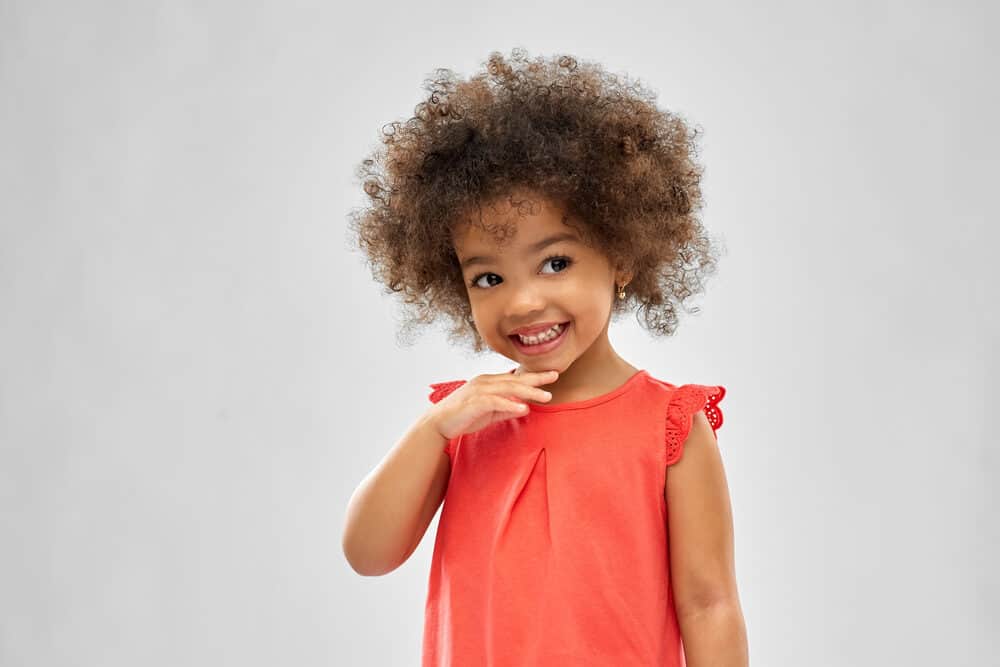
[342,413,451,576]
[677,602,749,667]
[342,369,557,577]
[666,410,748,665]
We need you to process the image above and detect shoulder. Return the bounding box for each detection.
[643,374,726,466]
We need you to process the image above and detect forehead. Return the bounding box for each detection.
[452,192,582,253]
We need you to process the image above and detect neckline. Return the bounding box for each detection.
[506,368,648,412]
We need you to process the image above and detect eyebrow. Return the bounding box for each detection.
[458,232,579,270]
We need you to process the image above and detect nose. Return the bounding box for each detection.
[505,280,547,321]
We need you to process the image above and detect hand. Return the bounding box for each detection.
[429,369,558,440]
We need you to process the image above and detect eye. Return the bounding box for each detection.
[469,254,574,290]
[540,254,572,274]
[470,272,502,289]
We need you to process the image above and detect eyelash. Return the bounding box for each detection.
[469,254,574,289]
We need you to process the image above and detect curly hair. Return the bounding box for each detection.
[347,48,724,354]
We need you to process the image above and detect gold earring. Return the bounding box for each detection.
[617,282,627,300]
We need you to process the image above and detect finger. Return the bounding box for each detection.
[496,380,552,404]
[496,396,531,415]
[511,367,558,378]
[512,369,559,385]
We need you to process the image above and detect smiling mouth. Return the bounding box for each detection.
[509,321,570,353]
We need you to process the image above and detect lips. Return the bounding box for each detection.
[508,321,568,341]
[509,321,570,355]
[508,321,566,336]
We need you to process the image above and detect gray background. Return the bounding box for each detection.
[1,1,996,665]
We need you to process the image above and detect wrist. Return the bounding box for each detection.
[418,409,450,445]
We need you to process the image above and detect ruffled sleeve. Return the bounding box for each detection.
[664,384,726,466]
[427,380,467,458]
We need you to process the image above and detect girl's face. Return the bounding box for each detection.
[452,193,631,378]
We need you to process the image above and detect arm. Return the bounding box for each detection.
[342,412,452,576]
[677,603,749,667]
[343,371,553,576]
[666,410,749,666]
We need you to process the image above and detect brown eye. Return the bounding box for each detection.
[471,273,501,289]
[541,255,572,274]
[469,255,573,290]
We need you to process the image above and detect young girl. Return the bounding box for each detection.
[342,48,748,666]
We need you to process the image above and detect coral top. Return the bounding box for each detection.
[421,368,726,666]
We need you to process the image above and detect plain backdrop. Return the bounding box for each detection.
[1,1,997,665]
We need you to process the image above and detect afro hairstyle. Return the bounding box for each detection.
[347,47,724,353]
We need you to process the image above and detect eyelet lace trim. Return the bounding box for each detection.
[428,380,466,404]
[428,380,467,458]
[664,384,726,465]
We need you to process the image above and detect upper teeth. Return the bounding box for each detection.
[517,323,564,344]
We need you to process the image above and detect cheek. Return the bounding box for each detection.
[575,282,613,314]
[468,305,497,338]
[569,293,614,334]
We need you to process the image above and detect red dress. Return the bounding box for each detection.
[422,368,726,666]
